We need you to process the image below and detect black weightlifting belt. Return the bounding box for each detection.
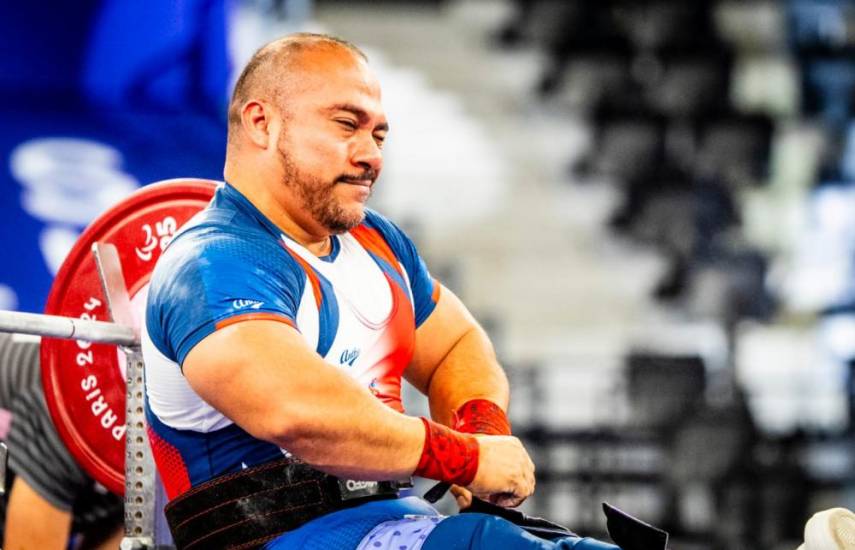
[164,457,411,550]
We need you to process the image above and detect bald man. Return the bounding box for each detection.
[142,33,619,550]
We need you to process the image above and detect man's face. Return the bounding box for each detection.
[274,49,387,234]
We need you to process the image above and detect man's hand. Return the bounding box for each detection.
[450,485,473,510]
[465,435,535,508]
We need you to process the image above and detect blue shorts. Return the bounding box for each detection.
[262,497,439,550]
[262,497,621,550]
[422,513,621,550]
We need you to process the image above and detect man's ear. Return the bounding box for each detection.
[241,100,273,149]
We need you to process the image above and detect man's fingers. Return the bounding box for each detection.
[466,434,536,508]
[500,477,534,508]
[490,492,525,508]
[454,491,472,510]
[450,484,473,510]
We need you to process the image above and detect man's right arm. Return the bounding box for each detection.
[182,318,534,504]
[183,318,424,480]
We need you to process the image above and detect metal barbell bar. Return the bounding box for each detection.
[0,310,138,347]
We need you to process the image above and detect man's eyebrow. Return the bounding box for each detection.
[329,103,389,132]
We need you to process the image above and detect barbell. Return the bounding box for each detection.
[39,178,217,494]
[0,178,217,548]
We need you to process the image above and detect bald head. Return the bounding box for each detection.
[223,33,386,239]
[227,33,367,145]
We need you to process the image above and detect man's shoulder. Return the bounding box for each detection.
[161,208,283,268]
[360,208,409,242]
[358,209,417,258]
[149,208,299,305]
[362,208,394,230]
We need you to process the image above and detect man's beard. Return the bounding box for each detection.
[276,135,372,234]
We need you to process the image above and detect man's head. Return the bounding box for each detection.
[225,33,388,235]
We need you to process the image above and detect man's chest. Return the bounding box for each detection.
[285,234,415,382]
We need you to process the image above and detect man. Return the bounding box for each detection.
[0,333,123,550]
[143,33,619,549]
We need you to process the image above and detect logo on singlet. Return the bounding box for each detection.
[232,299,264,310]
[340,348,360,366]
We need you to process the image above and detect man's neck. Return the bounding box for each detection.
[229,178,333,257]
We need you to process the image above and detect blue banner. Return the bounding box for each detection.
[0,0,232,312]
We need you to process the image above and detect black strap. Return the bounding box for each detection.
[459,497,669,549]
[602,502,668,550]
[423,481,450,503]
[164,458,404,550]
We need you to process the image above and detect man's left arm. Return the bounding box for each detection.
[405,284,510,431]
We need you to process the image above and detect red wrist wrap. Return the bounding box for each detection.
[453,399,511,436]
[414,417,479,486]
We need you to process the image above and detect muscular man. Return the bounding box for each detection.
[0,333,123,550]
[143,33,620,549]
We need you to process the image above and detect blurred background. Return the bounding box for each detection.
[1,0,854,548]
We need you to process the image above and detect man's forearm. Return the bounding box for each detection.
[273,375,480,488]
[186,321,427,481]
[186,320,485,486]
[273,381,426,480]
[426,325,510,427]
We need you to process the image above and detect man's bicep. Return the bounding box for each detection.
[182,319,317,441]
[147,231,304,364]
[405,284,479,394]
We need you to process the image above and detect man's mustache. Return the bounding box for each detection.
[336,170,377,185]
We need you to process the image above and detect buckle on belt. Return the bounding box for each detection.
[337,477,414,501]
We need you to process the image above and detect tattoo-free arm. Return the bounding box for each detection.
[182,319,425,480]
[405,285,510,426]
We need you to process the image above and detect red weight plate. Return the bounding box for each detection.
[41,178,217,495]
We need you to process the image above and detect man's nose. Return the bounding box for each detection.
[351,134,383,174]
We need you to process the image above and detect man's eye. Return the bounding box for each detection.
[337,119,357,130]
[374,134,386,147]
